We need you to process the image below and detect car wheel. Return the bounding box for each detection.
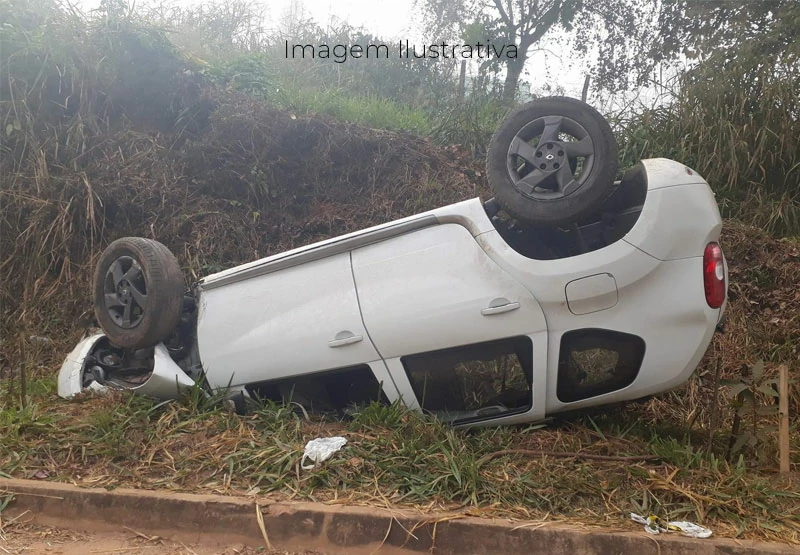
[486,96,619,227]
[93,237,184,349]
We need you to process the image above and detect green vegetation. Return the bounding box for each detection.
[614,63,800,235]
[1,386,799,541]
[1,0,798,544]
[419,0,659,99]
[284,87,432,134]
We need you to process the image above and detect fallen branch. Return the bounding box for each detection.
[478,449,660,465]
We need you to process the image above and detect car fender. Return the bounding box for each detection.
[57,335,196,400]
[58,333,106,399]
[132,343,197,399]
[622,159,722,261]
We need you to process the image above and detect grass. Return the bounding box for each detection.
[200,54,435,136]
[1,371,799,543]
[611,60,800,236]
[279,86,433,135]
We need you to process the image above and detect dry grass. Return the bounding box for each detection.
[0,380,798,543]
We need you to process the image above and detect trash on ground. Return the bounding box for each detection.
[630,512,712,538]
[301,436,347,470]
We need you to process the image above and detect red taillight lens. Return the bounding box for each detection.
[703,242,726,308]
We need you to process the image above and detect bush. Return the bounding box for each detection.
[613,61,800,235]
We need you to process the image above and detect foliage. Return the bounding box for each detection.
[148,2,460,110]
[280,86,432,134]
[0,0,200,172]
[722,361,781,462]
[1,384,799,541]
[417,0,660,101]
[201,53,276,100]
[427,91,509,154]
[142,0,270,59]
[657,0,800,67]
[612,58,800,235]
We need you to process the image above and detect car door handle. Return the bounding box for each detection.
[481,299,520,316]
[328,331,364,348]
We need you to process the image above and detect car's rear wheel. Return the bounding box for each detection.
[93,237,184,349]
[487,96,618,227]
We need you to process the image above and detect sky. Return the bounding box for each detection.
[273,0,420,39]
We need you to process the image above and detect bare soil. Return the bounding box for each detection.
[0,522,321,555]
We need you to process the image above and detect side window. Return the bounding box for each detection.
[401,337,533,424]
[246,365,388,415]
[557,329,645,403]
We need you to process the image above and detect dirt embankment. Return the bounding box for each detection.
[0,80,487,367]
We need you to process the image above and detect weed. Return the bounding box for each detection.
[349,400,409,428]
[280,86,432,134]
[722,360,781,463]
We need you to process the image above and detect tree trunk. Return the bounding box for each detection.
[502,52,526,104]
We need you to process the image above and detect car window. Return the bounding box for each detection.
[246,364,389,415]
[557,329,645,403]
[401,337,533,424]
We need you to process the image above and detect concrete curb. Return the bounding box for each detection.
[0,479,794,554]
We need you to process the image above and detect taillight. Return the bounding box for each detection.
[703,242,726,308]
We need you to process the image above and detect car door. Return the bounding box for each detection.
[351,223,548,425]
[197,252,396,401]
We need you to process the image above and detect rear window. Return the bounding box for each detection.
[557,329,645,403]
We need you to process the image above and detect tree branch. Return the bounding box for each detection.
[492,0,513,29]
[477,449,661,465]
[528,0,562,43]
[519,0,538,34]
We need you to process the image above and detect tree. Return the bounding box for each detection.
[654,0,799,122]
[656,0,799,67]
[418,0,659,102]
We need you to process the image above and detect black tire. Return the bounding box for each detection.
[93,237,184,349]
[487,96,619,227]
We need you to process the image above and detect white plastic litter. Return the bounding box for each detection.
[301,436,347,470]
[87,381,110,394]
[630,513,712,538]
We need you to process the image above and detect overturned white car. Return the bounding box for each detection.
[59,97,727,426]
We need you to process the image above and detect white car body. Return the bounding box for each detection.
[59,158,727,427]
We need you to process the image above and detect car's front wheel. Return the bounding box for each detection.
[93,237,184,349]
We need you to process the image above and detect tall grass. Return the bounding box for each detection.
[613,62,800,235]
[7,1,797,235]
